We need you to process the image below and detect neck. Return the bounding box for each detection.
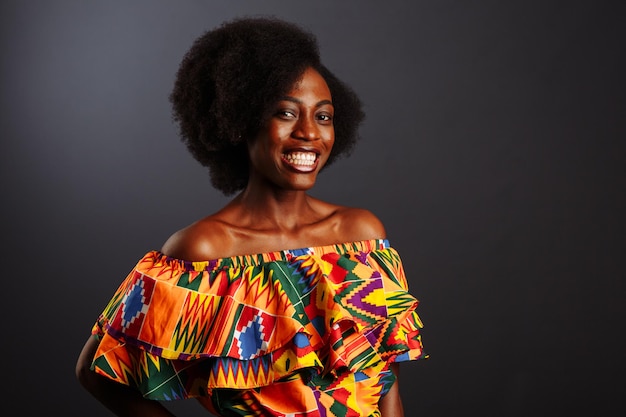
[232,185,317,231]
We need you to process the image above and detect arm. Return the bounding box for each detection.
[379,363,404,417]
[75,335,176,417]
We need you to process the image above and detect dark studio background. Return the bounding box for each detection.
[1,1,624,416]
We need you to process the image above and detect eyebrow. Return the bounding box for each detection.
[278,96,334,107]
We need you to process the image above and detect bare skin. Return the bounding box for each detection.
[76,67,405,416]
[379,363,404,417]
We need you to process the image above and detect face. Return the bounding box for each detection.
[247,67,335,191]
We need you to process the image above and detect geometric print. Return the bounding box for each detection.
[90,238,427,416]
[105,271,155,342]
[119,273,152,331]
[231,307,271,358]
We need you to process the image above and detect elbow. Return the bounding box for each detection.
[75,355,95,390]
[76,335,100,391]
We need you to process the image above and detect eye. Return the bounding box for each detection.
[317,112,333,123]
[275,109,297,120]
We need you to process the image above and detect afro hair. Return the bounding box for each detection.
[169,16,365,195]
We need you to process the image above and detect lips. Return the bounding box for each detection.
[282,151,319,172]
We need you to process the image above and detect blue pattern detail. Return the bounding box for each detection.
[121,278,146,328]
[293,332,311,348]
[238,316,265,358]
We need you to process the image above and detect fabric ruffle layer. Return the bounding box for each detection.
[91,239,426,400]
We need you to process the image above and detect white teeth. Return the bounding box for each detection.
[284,152,316,166]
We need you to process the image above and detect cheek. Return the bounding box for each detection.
[246,138,268,168]
[321,134,335,164]
[325,129,335,147]
[272,124,292,142]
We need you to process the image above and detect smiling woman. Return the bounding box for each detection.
[75,16,427,417]
[247,68,335,191]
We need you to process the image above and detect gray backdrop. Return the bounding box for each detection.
[1,1,624,416]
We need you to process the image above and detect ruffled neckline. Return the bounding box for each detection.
[152,238,391,271]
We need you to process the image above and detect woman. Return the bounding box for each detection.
[76,17,426,417]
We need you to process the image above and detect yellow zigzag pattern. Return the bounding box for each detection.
[134,349,166,382]
[169,292,220,354]
[208,357,273,387]
[239,267,282,307]
[106,348,140,385]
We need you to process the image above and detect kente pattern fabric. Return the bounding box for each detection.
[91,239,426,416]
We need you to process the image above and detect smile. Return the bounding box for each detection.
[282,151,318,171]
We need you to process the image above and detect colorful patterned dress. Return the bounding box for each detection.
[90,239,427,416]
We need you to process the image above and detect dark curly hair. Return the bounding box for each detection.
[169,16,365,195]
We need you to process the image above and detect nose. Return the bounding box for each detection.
[293,114,319,141]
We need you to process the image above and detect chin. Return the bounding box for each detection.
[285,176,318,191]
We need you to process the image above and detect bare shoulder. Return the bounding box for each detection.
[334,206,387,242]
[160,217,232,261]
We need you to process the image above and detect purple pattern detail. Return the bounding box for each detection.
[365,324,384,346]
[356,251,369,264]
[314,390,326,417]
[347,279,386,317]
